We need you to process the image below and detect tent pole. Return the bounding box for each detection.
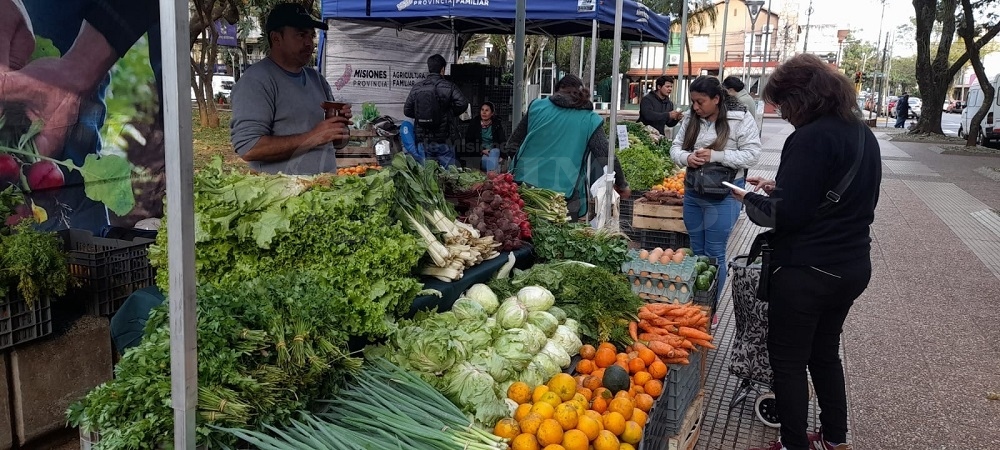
[678,0,688,106]
[718,0,730,77]
[160,0,197,448]
[512,0,526,126]
[589,20,597,101]
[579,37,585,76]
[605,0,625,229]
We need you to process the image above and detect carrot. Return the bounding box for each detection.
[677,339,696,351]
[632,341,650,353]
[648,340,677,358]
[638,321,670,335]
[664,308,689,317]
[671,348,689,358]
[663,357,690,365]
[638,310,660,321]
[638,332,670,342]
[644,303,684,315]
[629,321,639,342]
[677,326,714,341]
[650,317,680,327]
[689,338,716,349]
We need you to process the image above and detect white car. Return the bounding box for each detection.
[190,75,234,100]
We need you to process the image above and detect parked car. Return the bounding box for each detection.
[945,100,964,114]
[884,96,898,115]
[890,97,921,118]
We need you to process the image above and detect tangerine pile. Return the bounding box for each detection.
[336,164,381,176]
[651,171,685,196]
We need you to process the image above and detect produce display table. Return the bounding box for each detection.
[407,245,534,315]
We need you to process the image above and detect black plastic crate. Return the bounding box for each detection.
[0,293,52,350]
[637,229,690,250]
[60,229,156,317]
[644,348,703,437]
[692,274,719,308]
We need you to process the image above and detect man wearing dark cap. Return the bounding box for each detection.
[230,2,351,174]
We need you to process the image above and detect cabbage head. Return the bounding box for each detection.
[406,329,467,374]
[496,297,528,329]
[452,297,488,324]
[494,328,542,371]
[465,284,500,314]
[551,325,583,357]
[540,339,572,368]
[521,324,548,353]
[473,351,518,383]
[529,352,561,381]
[527,311,559,337]
[444,361,507,426]
[453,325,494,353]
[517,286,555,312]
[547,306,568,323]
[562,318,580,334]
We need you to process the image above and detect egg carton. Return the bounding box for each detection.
[621,250,698,283]
[628,275,695,304]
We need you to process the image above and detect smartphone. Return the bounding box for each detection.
[721,181,748,195]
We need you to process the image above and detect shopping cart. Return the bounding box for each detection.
[727,254,779,428]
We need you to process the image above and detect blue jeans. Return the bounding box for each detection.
[481,148,501,172]
[423,142,458,168]
[682,178,744,301]
[894,114,906,128]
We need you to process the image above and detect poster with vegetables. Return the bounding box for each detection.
[0,0,163,232]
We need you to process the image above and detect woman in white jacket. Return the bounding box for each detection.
[670,76,761,301]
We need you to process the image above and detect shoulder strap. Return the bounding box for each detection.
[818,123,866,210]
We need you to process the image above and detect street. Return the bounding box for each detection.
[941,110,962,136]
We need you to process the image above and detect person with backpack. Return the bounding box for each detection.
[404,54,469,167]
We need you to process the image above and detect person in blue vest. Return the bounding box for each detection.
[506,74,630,219]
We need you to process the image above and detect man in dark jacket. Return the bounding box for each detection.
[404,54,469,167]
[894,92,909,128]
[638,75,683,136]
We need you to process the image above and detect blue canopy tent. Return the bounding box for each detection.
[319,0,672,43]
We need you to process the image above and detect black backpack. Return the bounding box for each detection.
[413,78,445,131]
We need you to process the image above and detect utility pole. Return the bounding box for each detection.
[678,0,688,105]
[718,0,731,77]
[803,0,814,53]
[761,0,773,90]
[876,31,889,119]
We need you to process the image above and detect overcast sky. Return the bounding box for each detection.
[779,0,916,56]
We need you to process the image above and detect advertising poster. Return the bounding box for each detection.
[0,0,164,234]
[323,20,455,120]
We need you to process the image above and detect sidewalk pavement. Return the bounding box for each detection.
[695,118,1000,449]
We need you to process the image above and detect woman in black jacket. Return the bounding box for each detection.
[732,54,882,450]
[463,102,507,172]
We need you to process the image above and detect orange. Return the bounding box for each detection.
[594,348,617,368]
[593,387,612,400]
[644,379,664,398]
[519,412,545,435]
[531,401,556,419]
[619,444,637,450]
[648,360,668,379]
[583,376,603,391]
[548,373,578,402]
[536,419,565,447]
[577,387,593,401]
[615,360,630,372]
[616,353,629,365]
[580,344,597,360]
[602,411,627,436]
[575,374,588,387]
[533,385,551,403]
[593,430,620,450]
[554,402,580,430]
[542,445,566,450]
[614,390,632,401]
[639,347,656,366]
[631,409,648,427]
[598,342,617,352]
[634,393,654,412]
[627,358,646,375]
[562,429,590,450]
[511,433,540,450]
[540,391,564,408]
[583,409,605,424]
[515,403,534,421]
[608,397,634,420]
[633,371,652,387]
[575,415,602,441]
[509,381,533,404]
[620,421,642,445]
[591,396,609,414]
[494,418,521,439]
[591,368,606,383]
[576,359,595,374]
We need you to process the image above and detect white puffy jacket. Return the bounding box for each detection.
[669,110,761,171]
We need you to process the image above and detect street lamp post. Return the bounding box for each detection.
[745,0,765,86]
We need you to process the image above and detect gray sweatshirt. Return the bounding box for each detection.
[230,58,337,174]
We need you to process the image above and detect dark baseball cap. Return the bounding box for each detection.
[265,3,328,34]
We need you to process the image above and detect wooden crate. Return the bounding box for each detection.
[640,390,705,450]
[337,128,378,167]
[633,199,686,232]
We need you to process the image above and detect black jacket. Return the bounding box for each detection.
[743,115,882,266]
[462,120,508,158]
[403,74,469,144]
[638,91,679,135]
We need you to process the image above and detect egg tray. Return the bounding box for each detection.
[629,275,695,304]
[621,250,699,283]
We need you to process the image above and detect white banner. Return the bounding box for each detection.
[323,20,456,121]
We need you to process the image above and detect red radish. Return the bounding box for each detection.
[0,154,20,184]
[26,161,64,192]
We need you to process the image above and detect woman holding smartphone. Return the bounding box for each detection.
[669,76,761,303]
[733,54,881,450]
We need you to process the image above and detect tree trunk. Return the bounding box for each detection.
[583,39,595,90]
[570,37,583,77]
[909,0,956,135]
[958,0,996,147]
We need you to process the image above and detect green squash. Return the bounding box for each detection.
[602,365,631,394]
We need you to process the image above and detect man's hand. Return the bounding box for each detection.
[308,116,351,148]
[746,176,776,194]
[0,0,35,71]
[0,58,82,157]
[669,110,683,121]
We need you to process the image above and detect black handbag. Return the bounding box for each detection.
[750,124,867,302]
[684,162,739,200]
